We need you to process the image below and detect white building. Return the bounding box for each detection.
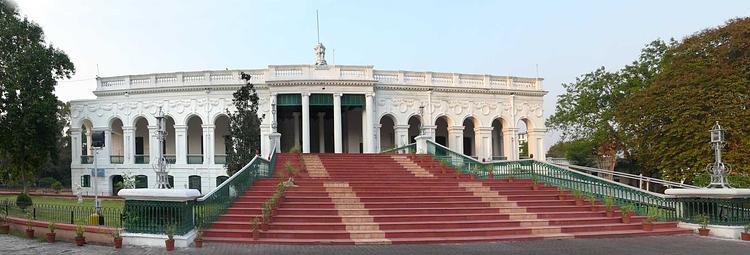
[70,46,547,195]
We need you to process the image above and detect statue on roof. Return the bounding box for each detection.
[314,42,327,66]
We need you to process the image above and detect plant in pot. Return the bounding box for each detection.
[439,160,449,174]
[193,218,204,248]
[0,201,9,234]
[557,188,567,201]
[25,211,34,239]
[74,223,86,246]
[586,194,598,212]
[572,190,584,206]
[603,196,615,217]
[46,222,56,243]
[531,179,540,191]
[112,228,123,248]
[642,209,659,231]
[164,222,176,251]
[620,204,633,224]
[741,223,750,241]
[454,168,462,179]
[51,181,64,194]
[261,205,271,231]
[485,165,494,180]
[696,214,710,236]
[251,217,260,240]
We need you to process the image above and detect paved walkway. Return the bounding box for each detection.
[1,234,749,255]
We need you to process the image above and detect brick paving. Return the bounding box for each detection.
[2,234,749,255]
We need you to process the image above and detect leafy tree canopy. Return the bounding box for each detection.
[225,73,264,175]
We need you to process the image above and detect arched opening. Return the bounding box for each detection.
[189,175,202,193]
[111,175,123,196]
[517,119,530,159]
[462,117,477,157]
[434,116,450,147]
[379,115,396,151]
[134,117,150,164]
[491,118,507,160]
[186,115,204,164]
[214,115,230,164]
[164,116,176,164]
[110,118,124,164]
[168,175,174,189]
[216,176,229,186]
[135,175,148,189]
[407,116,421,144]
[80,119,94,164]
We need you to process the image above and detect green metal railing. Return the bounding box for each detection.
[80,155,94,164]
[164,155,176,164]
[195,151,274,227]
[0,200,123,227]
[424,140,750,226]
[110,155,124,164]
[187,155,203,164]
[123,200,195,235]
[134,155,149,164]
[214,154,227,164]
[381,143,417,154]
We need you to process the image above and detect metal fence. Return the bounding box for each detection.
[0,199,123,227]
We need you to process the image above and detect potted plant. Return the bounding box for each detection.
[75,223,86,246]
[642,209,659,231]
[572,190,584,206]
[439,160,449,174]
[164,223,176,251]
[194,227,203,248]
[485,165,494,180]
[112,228,123,248]
[696,214,710,236]
[531,179,540,191]
[454,169,462,179]
[603,196,615,217]
[261,205,271,231]
[46,222,56,243]
[620,204,633,224]
[251,217,260,240]
[0,201,9,234]
[586,194,598,211]
[741,223,749,241]
[25,212,34,239]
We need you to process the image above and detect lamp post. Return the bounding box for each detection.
[271,102,277,130]
[707,121,731,188]
[418,105,425,136]
[153,107,171,189]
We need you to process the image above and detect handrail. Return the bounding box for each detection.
[380,143,416,154]
[560,163,699,190]
[197,155,266,202]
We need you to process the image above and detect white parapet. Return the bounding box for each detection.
[665,188,750,199]
[118,188,202,201]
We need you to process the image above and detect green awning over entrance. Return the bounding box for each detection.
[342,94,365,108]
[310,94,333,106]
[277,94,301,106]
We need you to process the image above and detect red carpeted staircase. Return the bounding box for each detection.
[202,153,690,244]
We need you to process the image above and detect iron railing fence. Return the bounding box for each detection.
[0,200,123,227]
[380,143,417,154]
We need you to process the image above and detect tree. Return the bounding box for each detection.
[39,101,72,187]
[225,72,264,175]
[0,1,75,192]
[547,139,598,167]
[616,18,750,186]
[547,39,674,173]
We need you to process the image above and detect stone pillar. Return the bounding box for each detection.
[374,124,381,152]
[269,132,281,153]
[260,124,269,157]
[270,93,277,133]
[394,125,410,147]
[70,128,82,165]
[175,125,187,164]
[148,126,159,165]
[104,128,113,163]
[202,124,214,164]
[476,127,493,162]
[301,93,310,153]
[505,128,518,161]
[529,128,547,161]
[333,93,343,153]
[415,135,430,154]
[317,112,326,152]
[423,125,437,141]
[292,112,301,148]
[448,126,464,154]
[122,126,134,164]
[365,94,374,153]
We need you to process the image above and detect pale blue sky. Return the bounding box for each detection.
[13,0,750,150]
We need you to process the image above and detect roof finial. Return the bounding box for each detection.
[314,10,327,66]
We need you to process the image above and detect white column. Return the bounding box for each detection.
[292,112,301,148]
[394,125,409,147]
[317,112,326,152]
[448,126,464,154]
[365,94,374,153]
[302,93,311,153]
[104,128,112,163]
[423,125,436,141]
[202,124,214,164]
[374,124,381,152]
[122,126,134,164]
[476,127,493,162]
[260,124,269,157]
[148,126,159,165]
[270,93,277,133]
[70,128,82,165]
[175,125,188,164]
[530,129,547,161]
[333,93,343,153]
[505,127,518,160]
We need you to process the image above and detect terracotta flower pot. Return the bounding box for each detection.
[75,236,86,246]
[488,172,494,180]
[25,229,34,239]
[698,228,710,236]
[741,232,750,241]
[507,177,514,183]
[252,230,260,240]
[621,215,631,224]
[575,199,583,206]
[261,222,269,231]
[46,232,56,243]
[194,239,203,248]
[532,184,539,191]
[0,224,9,234]
[114,237,123,248]
[605,210,613,217]
[590,205,597,212]
[165,239,175,251]
[558,194,565,201]
[642,222,653,231]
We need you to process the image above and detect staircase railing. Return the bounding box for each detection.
[557,163,699,191]
[381,143,417,154]
[195,145,276,227]
[425,140,750,226]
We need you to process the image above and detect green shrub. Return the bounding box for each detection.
[16,193,33,210]
[37,177,57,188]
[51,181,63,193]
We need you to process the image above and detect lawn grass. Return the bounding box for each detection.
[0,195,124,209]
[0,195,124,227]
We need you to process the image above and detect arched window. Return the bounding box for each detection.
[135,175,148,189]
[216,176,229,186]
[168,175,174,189]
[189,175,202,192]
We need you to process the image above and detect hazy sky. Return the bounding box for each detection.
[12,0,750,150]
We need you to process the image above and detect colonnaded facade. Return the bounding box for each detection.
[70,48,547,196]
